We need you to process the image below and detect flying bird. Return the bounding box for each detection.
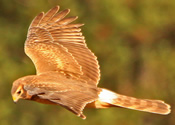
[11,6,171,119]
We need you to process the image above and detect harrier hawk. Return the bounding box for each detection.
[11,6,171,119]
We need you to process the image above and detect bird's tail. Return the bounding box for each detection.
[91,88,171,115]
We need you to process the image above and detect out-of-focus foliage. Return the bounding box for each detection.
[0,0,175,125]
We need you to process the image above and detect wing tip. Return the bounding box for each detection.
[28,12,44,29]
[55,5,60,9]
[49,5,60,13]
[62,8,70,14]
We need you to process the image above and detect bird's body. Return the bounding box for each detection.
[11,6,171,119]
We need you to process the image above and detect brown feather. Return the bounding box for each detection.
[11,6,171,120]
[94,89,171,115]
[40,6,60,25]
[56,16,78,25]
[28,12,44,29]
[50,9,70,22]
[25,6,100,85]
[111,94,171,115]
[21,72,99,119]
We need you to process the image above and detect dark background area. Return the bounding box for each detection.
[0,0,175,125]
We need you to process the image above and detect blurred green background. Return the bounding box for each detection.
[0,0,175,125]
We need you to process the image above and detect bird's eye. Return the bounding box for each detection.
[17,90,21,95]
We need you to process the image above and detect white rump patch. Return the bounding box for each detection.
[98,89,118,103]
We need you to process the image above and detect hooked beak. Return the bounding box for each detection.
[12,95,20,103]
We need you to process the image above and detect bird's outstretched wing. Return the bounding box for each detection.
[25,6,100,85]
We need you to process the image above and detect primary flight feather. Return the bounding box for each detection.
[11,6,171,119]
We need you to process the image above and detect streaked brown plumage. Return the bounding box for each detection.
[11,6,171,119]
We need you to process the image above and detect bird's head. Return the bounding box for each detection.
[11,76,35,103]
